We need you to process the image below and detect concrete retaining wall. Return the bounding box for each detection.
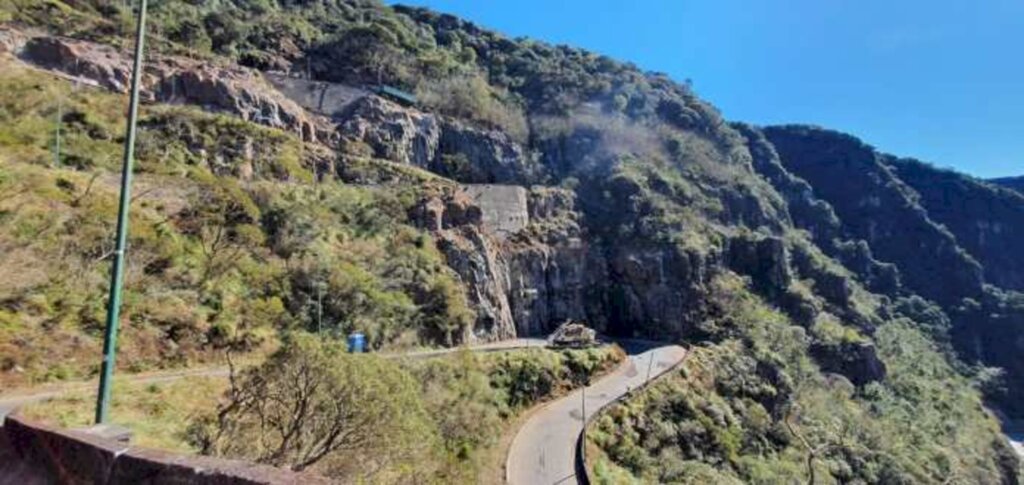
[463,184,529,239]
[2,413,330,484]
[265,73,368,118]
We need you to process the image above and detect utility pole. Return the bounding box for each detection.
[95,0,147,425]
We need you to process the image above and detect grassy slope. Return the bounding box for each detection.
[0,60,471,391]
[23,346,624,481]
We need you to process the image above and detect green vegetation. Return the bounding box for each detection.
[588,274,1018,484]
[187,334,438,480]
[407,345,625,481]
[24,341,623,482]
[0,0,712,135]
[3,2,1022,482]
[0,64,471,390]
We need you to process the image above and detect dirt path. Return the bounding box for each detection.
[0,338,548,421]
[505,341,686,485]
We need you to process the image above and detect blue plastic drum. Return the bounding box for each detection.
[347,332,366,353]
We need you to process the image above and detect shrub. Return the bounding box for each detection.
[417,73,529,141]
[187,334,438,480]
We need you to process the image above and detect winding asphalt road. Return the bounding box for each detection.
[506,341,687,485]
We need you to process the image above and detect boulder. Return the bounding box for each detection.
[548,321,597,348]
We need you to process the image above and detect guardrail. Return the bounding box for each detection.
[574,346,690,485]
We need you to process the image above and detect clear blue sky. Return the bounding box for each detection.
[390,0,1023,178]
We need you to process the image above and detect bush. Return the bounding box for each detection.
[187,334,438,480]
[417,74,529,141]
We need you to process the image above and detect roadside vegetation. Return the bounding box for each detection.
[586,273,1018,484]
[24,339,624,483]
[0,63,485,391]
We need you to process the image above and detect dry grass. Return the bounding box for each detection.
[20,374,230,453]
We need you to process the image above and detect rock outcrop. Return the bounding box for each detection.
[16,34,330,145]
[812,341,887,386]
[337,96,540,183]
[338,96,442,169]
[0,27,27,55]
[413,185,596,340]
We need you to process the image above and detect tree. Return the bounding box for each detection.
[188,335,438,479]
[177,177,262,286]
[313,25,410,85]
[420,275,474,346]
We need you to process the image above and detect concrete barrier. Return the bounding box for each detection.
[2,413,330,484]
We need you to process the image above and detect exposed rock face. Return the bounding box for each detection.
[437,120,541,184]
[812,341,887,386]
[338,96,442,169]
[414,185,596,340]
[22,36,131,90]
[601,244,715,340]
[0,27,28,57]
[736,123,901,295]
[726,234,791,299]
[151,61,325,143]
[18,34,329,144]
[505,235,597,337]
[337,96,540,183]
[435,225,518,342]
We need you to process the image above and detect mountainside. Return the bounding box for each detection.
[1,1,1022,483]
[993,176,1024,194]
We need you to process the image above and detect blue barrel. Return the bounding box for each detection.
[347,333,366,353]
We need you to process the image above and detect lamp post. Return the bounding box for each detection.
[95,0,148,425]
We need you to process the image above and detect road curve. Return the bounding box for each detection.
[506,341,687,485]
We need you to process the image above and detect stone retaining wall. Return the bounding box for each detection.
[2,413,330,484]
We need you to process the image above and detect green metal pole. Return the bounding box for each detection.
[95,0,147,425]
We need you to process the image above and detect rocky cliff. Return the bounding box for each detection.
[4,30,332,145]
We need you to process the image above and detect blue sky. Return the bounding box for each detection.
[390,0,1023,178]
